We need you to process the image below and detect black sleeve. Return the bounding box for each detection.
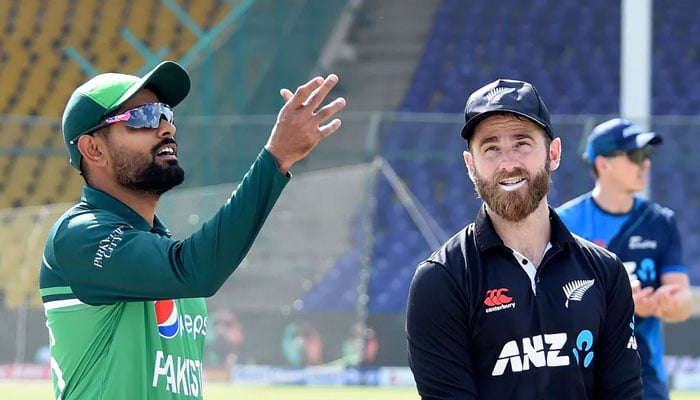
[594,258,643,399]
[406,261,478,400]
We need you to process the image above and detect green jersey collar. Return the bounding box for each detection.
[80,186,171,236]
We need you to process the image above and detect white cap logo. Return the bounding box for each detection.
[485,86,516,104]
[622,125,642,138]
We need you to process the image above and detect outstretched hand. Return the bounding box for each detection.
[265,74,346,174]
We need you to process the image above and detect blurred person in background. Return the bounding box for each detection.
[557,118,692,400]
[39,60,345,400]
[282,318,324,366]
[207,309,243,373]
[406,79,642,399]
[342,321,378,367]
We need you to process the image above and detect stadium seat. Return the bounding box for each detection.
[168,0,700,314]
[0,0,241,315]
[359,0,700,311]
[0,0,235,209]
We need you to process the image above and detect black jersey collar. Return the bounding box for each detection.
[474,204,577,252]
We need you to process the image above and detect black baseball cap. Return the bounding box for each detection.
[460,78,555,143]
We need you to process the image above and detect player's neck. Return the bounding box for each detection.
[591,183,635,214]
[116,189,159,225]
[91,180,159,226]
[488,200,551,267]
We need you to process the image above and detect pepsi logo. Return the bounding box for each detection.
[155,300,180,339]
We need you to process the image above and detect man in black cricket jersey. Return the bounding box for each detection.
[406,79,643,399]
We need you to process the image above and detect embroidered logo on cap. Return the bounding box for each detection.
[485,86,515,104]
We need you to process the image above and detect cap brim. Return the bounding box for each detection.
[460,110,549,141]
[635,131,662,148]
[107,61,191,114]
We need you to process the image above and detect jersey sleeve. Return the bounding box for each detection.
[47,148,289,304]
[406,261,478,400]
[660,214,686,274]
[594,257,643,399]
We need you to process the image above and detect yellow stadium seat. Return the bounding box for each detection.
[2,0,238,307]
[1,0,234,209]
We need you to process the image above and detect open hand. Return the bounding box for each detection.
[265,74,346,173]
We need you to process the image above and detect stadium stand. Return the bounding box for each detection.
[0,0,352,308]
[0,2,364,367]
[0,0,234,210]
[0,0,236,307]
[2,0,700,367]
[302,0,700,313]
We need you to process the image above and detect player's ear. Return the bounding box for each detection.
[593,155,609,174]
[77,134,108,167]
[464,150,476,181]
[548,137,562,172]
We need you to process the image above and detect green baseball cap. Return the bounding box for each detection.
[62,60,191,170]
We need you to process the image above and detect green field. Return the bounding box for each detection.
[0,381,697,400]
[0,381,418,400]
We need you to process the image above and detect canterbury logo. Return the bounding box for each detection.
[563,279,595,308]
[485,288,513,306]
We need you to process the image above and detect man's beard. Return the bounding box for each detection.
[472,161,551,222]
[111,139,185,196]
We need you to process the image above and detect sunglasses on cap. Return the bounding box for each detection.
[70,102,174,144]
[606,146,652,164]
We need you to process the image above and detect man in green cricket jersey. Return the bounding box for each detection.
[39,60,346,399]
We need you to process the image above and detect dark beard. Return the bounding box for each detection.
[472,163,551,222]
[112,139,185,196]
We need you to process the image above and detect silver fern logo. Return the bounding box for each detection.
[485,86,515,104]
[563,279,595,308]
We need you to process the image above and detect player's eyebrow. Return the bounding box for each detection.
[476,135,500,146]
[475,131,535,147]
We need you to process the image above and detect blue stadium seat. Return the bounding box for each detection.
[305,0,700,312]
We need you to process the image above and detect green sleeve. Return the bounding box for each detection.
[49,148,288,304]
